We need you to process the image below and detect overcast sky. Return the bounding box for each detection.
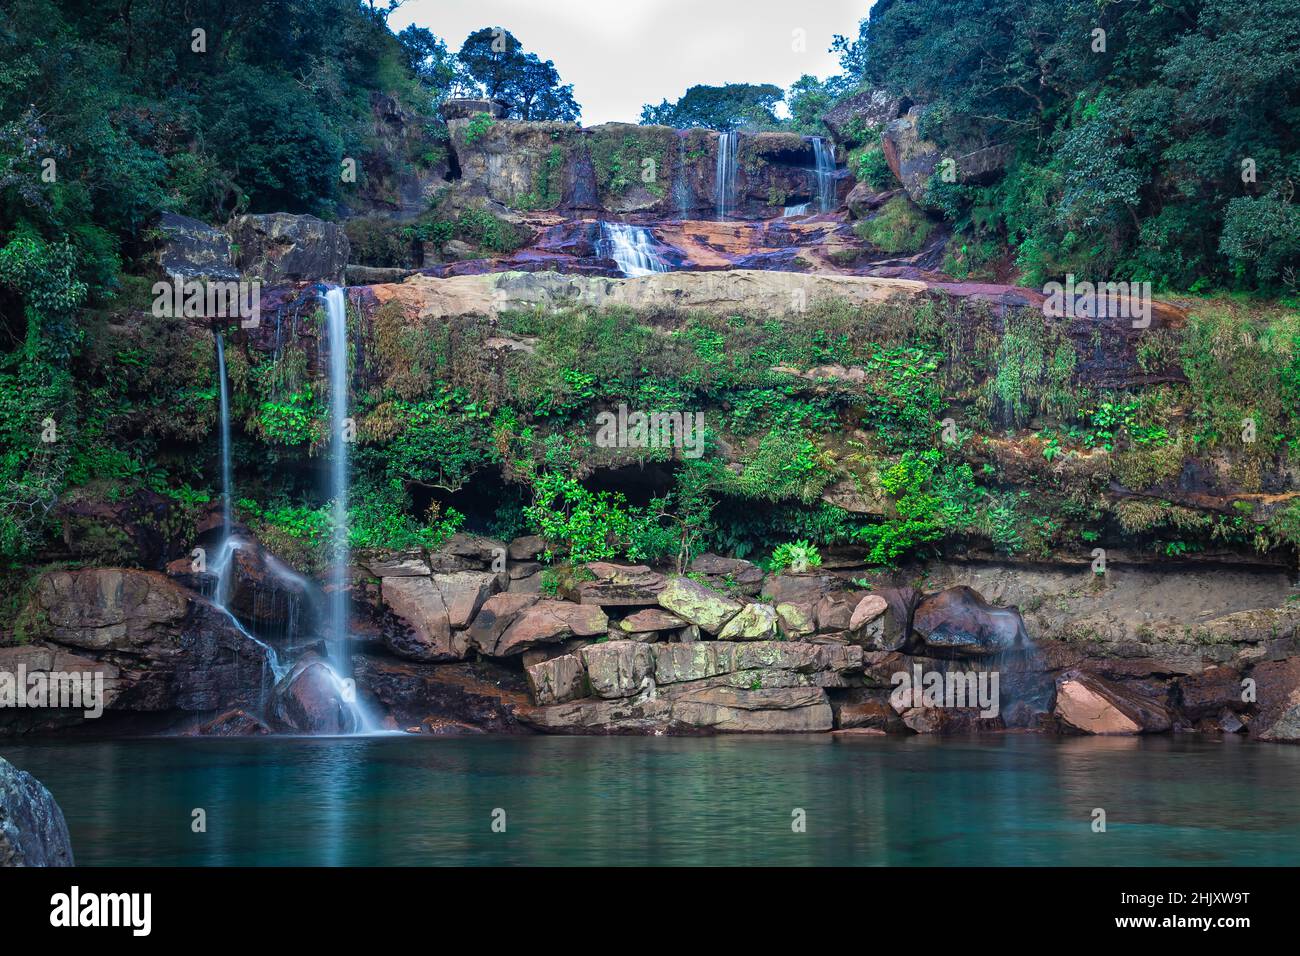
[389,0,870,125]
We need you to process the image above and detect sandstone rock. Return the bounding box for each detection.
[381,575,465,662]
[0,756,74,866]
[464,593,539,653]
[361,551,430,577]
[354,656,532,733]
[687,553,764,594]
[776,602,816,638]
[492,600,608,656]
[581,641,656,698]
[194,708,271,736]
[653,642,739,684]
[577,563,665,606]
[656,576,742,633]
[845,181,891,220]
[717,602,779,641]
[526,653,589,705]
[618,608,686,633]
[762,573,837,606]
[848,594,891,650]
[882,107,940,204]
[669,685,833,732]
[33,568,189,651]
[521,637,592,670]
[433,571,500,629]
[270,655,359,735]
[1053,670,1170,735]
[1249,658,1300,743]
[828,687,906,732]
[228,212,349,284]
[1176,666,1249,720]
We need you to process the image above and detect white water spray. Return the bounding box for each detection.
[715,130,738,220]
[600,222,667,277]
[812,136,836,213]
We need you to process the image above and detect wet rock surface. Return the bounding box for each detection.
[0,756,74,866]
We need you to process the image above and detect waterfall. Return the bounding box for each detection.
[812,136,836,213]
[715,130,738,220]
[324,287,351,675]
[600,222,667,277]
[211,333,288,706]
[782,202,810,218]
[214,333,234,607]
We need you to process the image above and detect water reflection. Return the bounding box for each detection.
[4,735,1298,866]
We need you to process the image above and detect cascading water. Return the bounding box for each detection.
[600,221,667,277]
[211,333,288,707]
[324,287,351,675]
[812,136,836,212]
[782,202,810,218]
[715,130,738,220]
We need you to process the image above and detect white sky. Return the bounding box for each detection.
[389,0,870,125]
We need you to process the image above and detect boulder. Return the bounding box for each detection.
[687,553,764,595]
[228,212,349,284]
[656,576,742,633]
[578,563,665,606]
[464,593,539,654]
[270,655,359,735]
[0,756,74,866]
[581,641,656,699]
[776,602,816,638]
[845,181,891,220]
[508,535,547,561]
[848,594,893,649]
[881,107,941,204]
[525,654,589,706]
[911,586,1029,656]
[618,608,686,633]
[491,600,609,656]
[193,708,271,736]
[155,211,238,281]
[32,568,189,652]
[717,602,779,641]
[762,573,837,606]
[381,575,465,662]
[1053,670,1171,735]
[433,571,500,629]
[1176,665,1249,721]
[828,687,906,732]
[1249,658,1300,743]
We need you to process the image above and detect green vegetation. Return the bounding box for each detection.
[854,196,934,254]
[835,0,1300,293]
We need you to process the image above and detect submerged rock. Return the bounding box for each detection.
[0,756,74,866]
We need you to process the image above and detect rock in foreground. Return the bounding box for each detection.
[0,756,74,866]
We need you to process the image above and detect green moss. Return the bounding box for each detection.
[854,196,934,253]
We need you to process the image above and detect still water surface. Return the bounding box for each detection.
[5,734,1298,866]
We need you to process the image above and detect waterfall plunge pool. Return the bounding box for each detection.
[4,733,1299,866]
